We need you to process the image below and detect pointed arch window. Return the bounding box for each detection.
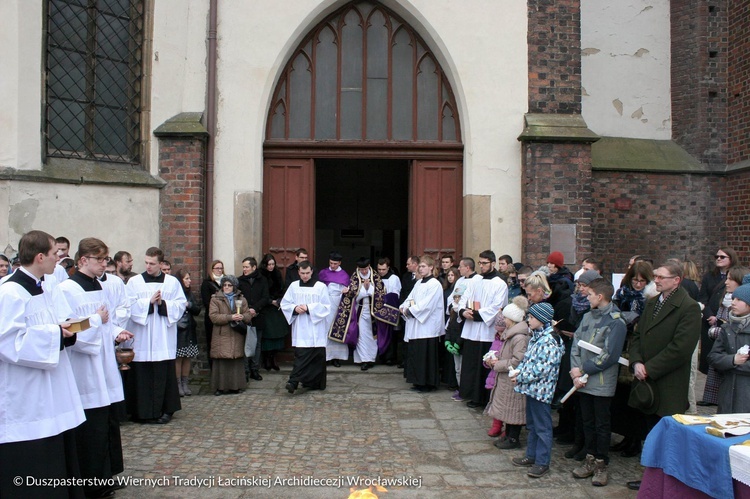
[267,1,460,143]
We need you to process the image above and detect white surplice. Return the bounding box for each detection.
[59,278,122,409]
[100,273,132,401]
[458,274,508,342]
[321,271,349,361]
[353,273,377,364]
[0,270,85,444]
[402,277,445,340]
[126,273,187,361]
[383,273,402,296]
[281,281,331,347]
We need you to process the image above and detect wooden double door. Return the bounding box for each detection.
[262,158,463,271]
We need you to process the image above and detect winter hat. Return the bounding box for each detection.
[527,302,554,325]
[503,295,529,323]
[732,274,750,306]
[220,274,239,291]
[547,251,565,268]
[576,270,602,286]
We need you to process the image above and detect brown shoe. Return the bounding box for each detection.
[592,459,608,486]
[572,454,596,479]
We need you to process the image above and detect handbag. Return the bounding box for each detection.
[244,325,258,357]
[177,311,190,330]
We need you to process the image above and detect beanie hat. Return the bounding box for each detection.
[503,304,525,323]
[528,302,554,325]
[576,270,602,285]
[219,274,239,291]
[732,274,750,306]
[503,295,529,323]
[547,251,564,268]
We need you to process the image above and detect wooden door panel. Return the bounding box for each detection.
[409,160,463,260]
[262,158,315,272]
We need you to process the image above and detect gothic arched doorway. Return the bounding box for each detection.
[263,1,463,272]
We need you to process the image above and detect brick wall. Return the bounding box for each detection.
[728,0,750,165]
[158,138,206,283]
[671,0,728,167]
[590,171,726,276]
[527,0,581,114]
[521,142,592,267]
[724,170,750,260]
[158,137,209,372]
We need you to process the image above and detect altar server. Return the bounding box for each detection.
[125,247,186,424]
[458,250,509,408]
[60,238,133,497]
[400,255,444,391]
[0,230,85,498]
[281,261,332,393]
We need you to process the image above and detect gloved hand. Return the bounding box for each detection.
[445,341,460,355]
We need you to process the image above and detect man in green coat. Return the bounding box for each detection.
[626,260,701,491]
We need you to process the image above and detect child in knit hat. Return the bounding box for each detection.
[707,273,750,414]
[487,296,531,449]
[510,302,565,478]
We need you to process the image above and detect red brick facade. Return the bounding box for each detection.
[671,0,728,167]
[158,138,206,280]
[527,0,581,114]
[521,143,593,266]
[590,172,726,275]
[728,0,750,165]
[724,171,750,259]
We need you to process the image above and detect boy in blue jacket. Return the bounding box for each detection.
[511,302,565,478]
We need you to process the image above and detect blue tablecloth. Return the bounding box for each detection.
[641,416,747,499]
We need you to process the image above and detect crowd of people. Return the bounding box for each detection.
[2,231,749,495]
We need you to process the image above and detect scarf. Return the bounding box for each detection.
[616,284,645,314]
[727,312,750,331]
[224,292,236,312]
[572,291,590,314]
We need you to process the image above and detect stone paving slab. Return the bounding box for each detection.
[110,364,713,498]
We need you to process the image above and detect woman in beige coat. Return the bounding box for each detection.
[487,296,530,450]
[209,275,253,395]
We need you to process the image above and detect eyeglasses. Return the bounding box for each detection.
[715,255,728,260]
[222,283,234,288]
[653,275,677,280]
[478,261,492,266]
[85,256,108,263]
[518,279,527,284]
[213,266,224,271]
[632,278,648,284]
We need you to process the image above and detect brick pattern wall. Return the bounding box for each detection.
[521,142,592,267]
[728,0,750,165]
[724,170,750,260]
[671,0,728,167]
[527,0,581,114]
[590,171,727,276]
[158,138,206,283]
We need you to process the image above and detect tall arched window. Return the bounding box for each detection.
[266,1,461,143]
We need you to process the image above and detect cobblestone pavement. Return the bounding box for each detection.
[114,364,713,498]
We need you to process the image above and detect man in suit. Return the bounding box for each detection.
[626,260,701,490]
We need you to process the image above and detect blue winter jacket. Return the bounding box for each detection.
[514,325,565,404]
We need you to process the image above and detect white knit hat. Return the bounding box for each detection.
[503,303,526,323]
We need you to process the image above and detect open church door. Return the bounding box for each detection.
[262,158,315,275]
[409,160,463,260]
